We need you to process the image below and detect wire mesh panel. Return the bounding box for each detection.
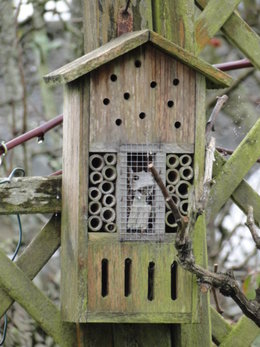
[118,144,165,241]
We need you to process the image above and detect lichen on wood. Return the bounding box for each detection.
[0,176,61,214]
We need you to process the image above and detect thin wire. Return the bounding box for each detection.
[123,0,131,14]
[0,168,25,345]
[0,315,7,346]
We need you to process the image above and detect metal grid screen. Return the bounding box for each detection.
[118,144,165,241]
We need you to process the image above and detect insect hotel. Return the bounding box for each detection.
[44,30,231,323]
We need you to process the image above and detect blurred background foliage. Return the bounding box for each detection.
[0,0,259,345]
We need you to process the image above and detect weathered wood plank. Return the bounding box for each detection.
[0,244,76,346]
[0,214,61,317]
[195,0,241,54]
[61,76,89,322]
[0,176,61,214]
[152,0,195,52]
[45,29,232,89]
[83,0,153,53]
[211,307,232,344]
[220,316,260,347]
[211,151,260,226]
[195,0,260,70]
[149,31,232,89]
[113,324,172,347]
[206,118,260,225]
[44,30,150,85]
[90,44,196,148]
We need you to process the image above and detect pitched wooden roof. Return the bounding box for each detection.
[44,30,232,88]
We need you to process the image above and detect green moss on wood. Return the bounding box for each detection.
[195,0,241,54]
[207,118,260,225]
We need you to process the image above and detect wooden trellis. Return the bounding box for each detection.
[0,0,260,346]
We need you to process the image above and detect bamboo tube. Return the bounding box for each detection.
[88,215,102,231]
[88,201,102,215]
[90,171,103,185]
[89,154,104,171]
[101,207,116,223]
[102,165,117,181]
[165,211,178,228]
[105,223,117,233]
[179,154,192,167]
[104,153,117,166]
[166,154,179,168]
[99,181,114,194]
[176,180,191,199]
[102,194,116,207]
[166,184,175,194]
[88,187,102,201]
[180,200,189,216]
[166,169,180,185]
[179,166,194,181]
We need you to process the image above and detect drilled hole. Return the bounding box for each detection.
[103,98,110,105]
[139,112,146,120]
[173,78,180,86]
[148,261,155,301]
[150,81,157,88]
[124,258,132,297]
[124,92,130,100]
[171,261,178,300]
[101,259,109,297]
[110,74,117,82]
[167,100,174,108]
[175,121,181,129]
[115,118,122,126]
[135,60,142,68]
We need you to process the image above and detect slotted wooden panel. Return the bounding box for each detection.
[90,43,196,151]
[86,239,193,323]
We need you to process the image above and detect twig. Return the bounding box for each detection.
[212,264,224,314]
[246,206,260,249]
[206,95,228,139]
[148,163,184,228]
[217,146,260,164]
[123,0,131,14]
[206,69,254,109]
[151,151,260,327]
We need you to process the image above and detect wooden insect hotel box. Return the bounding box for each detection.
[45,30,231,323]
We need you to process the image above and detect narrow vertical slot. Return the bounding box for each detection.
[124,258,132,297]
[171,261,178,300]
[101,258,109,297]
[147,261,155,301]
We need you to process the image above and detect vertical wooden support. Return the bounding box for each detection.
[83,0,153,53]
[61,76,89,321]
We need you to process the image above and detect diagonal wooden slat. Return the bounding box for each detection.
[206,118,260,225]
[0,214,61,317]
[211,307,232,344]
[195,0,241,54]
[210,151,260,226]
[0,242,76,346]
[219,316,260,347]
[195,0,260,70]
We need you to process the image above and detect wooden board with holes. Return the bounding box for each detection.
[90,43,196,150]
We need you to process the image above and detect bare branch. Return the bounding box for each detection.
[246,206,260,249]
[148,163,184,228]
[206,95,228,139]
[212,264,224,314]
